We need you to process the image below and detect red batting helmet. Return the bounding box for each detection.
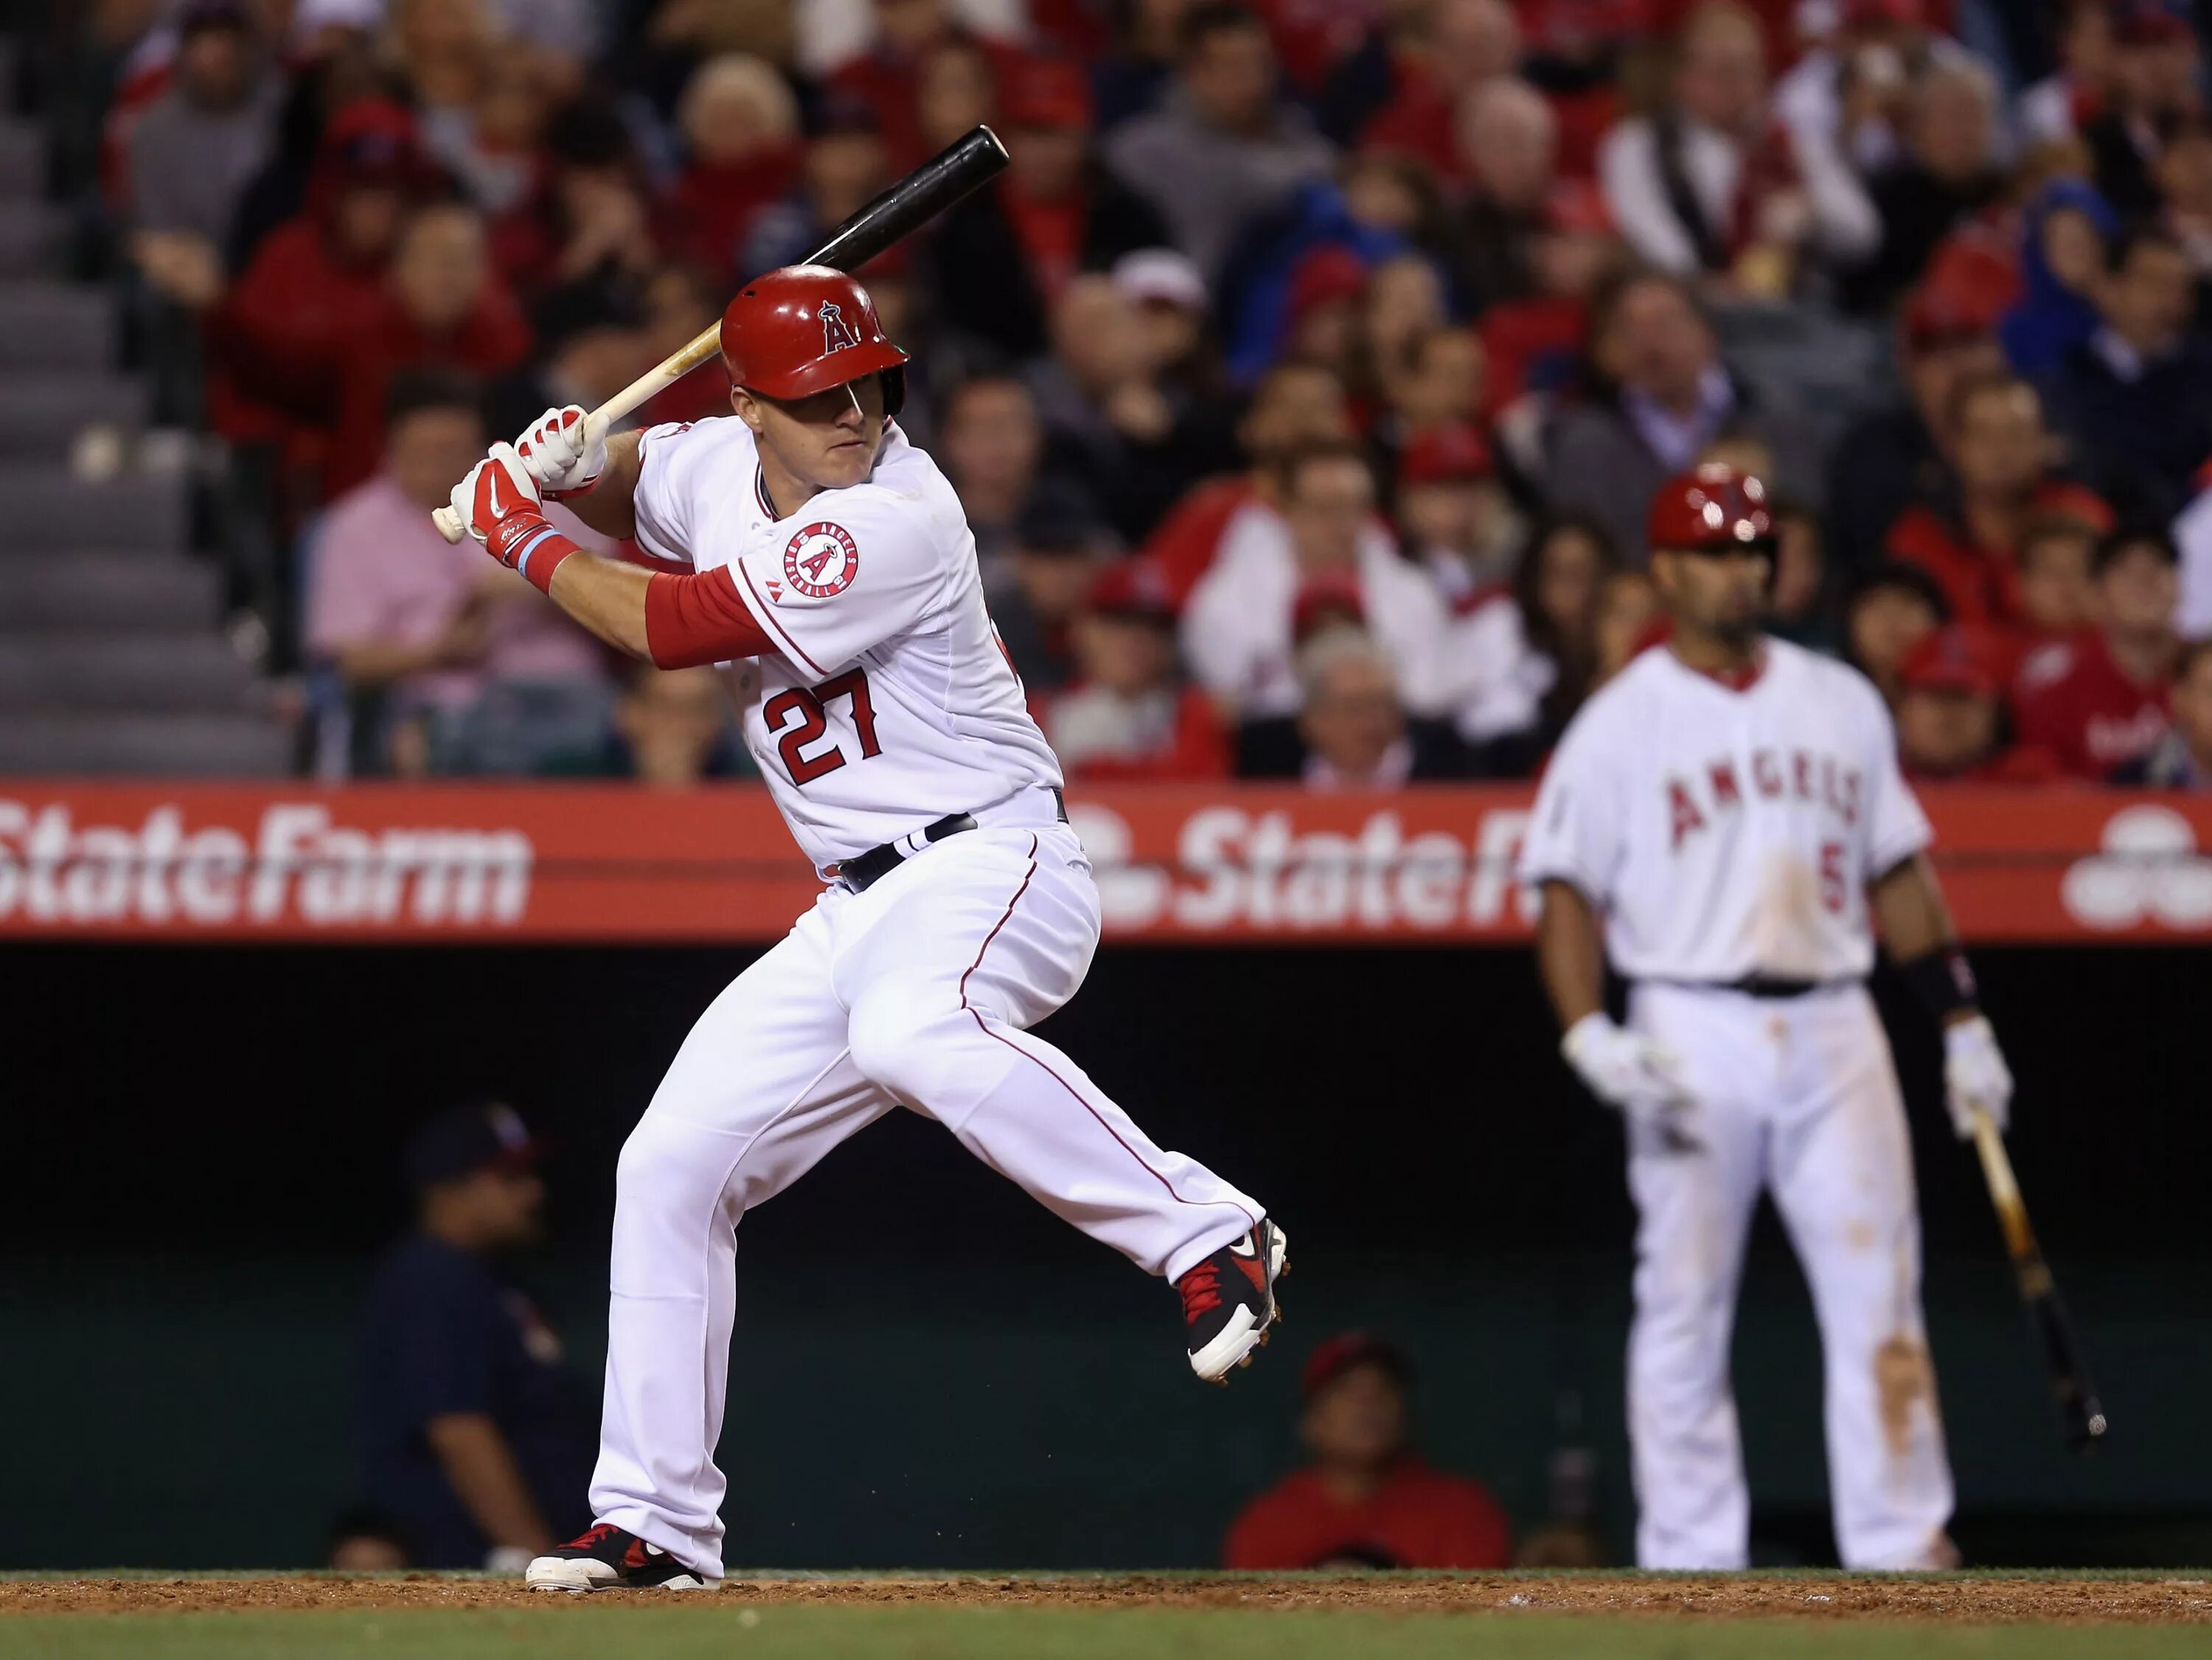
[719,265,908,414]
[1645,463,1776,555]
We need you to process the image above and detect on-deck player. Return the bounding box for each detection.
[1517,465,2014,1571]
[442,265,1287,1593]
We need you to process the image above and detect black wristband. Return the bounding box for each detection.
[1900,946,1979,1025]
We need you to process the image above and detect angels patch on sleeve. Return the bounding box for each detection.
[783,521,860,599]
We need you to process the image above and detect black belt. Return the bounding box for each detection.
[835,788,1067,893]
[1642,973,1856,1000]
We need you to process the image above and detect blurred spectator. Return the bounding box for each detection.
[1444,513,1615,765]
[1596,1,1877,296]
[1895,625,2057,782]
[1768,496,1834,649]
[745,95,889,275]
[1314,0,1440,147]
[488,282,647,451]
[658,55,801,282]
[358,1102,594,1571]
[2042,227,2212,518]
[223,46,391,274]
[1104,3,1337,282]
[2081,0,2202,221]
[434,48,552,223]
[1880,371,2111,633]
[919,36,1004,156]
[1032,274,1238,544]
[1282,628,1470,787]
[125,0,277,249]
[326,202,535,499]
[1115,247,1225,400]
[1475,178,1618,418]
[1224,1333,1512,1569]
[305,372,606,773]
[1354,0,1525,183]
[1399,423,1520,596]
[393,0,501,150]
[1826,287,2006,570]
[636,263,734,427]
[1044,560,1232,779]
[1591,564,1663,687]
[208,100,432,451]
[930,58,1172,364]
[2000,178,2116,378]
[1450,77,1560,314]
[1844,59,2004,316]
[2112,636,2212,785]
[1143,358,1354,603]
[2018,1,2116,147]
[2016,511,2102,640]
[1380,323,1486,447]
[1183,440,1450,718]
[2154,117,2212,309]
[819,0,1017,171]
[1354,253,1449,418]
[1540,270,1815,563]
[607,665,745,786]
[1843,559,1948,704]
[994,481,1110,690]
[1093,0,1195,130]
[938,375,1049,578]
[1773,0,1965,176]
[2015,527,2180,777]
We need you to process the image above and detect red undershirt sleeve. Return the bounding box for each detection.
[643,566,775,669]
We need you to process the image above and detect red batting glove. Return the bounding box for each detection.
[450,442,581,596]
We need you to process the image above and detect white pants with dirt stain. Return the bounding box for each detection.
[1623,982,1954,1571]
[586,806,1262,1577]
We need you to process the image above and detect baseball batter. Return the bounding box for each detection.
[442,266,1286,1593]
[1519,465,2014,1572]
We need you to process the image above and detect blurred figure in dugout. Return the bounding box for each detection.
[358,1104,595,1571]
[1224,1333,1511,1570]
[1521,465,2017,1570]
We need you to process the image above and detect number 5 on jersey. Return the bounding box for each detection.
[765,668,882,785]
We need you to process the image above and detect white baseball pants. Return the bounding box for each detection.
[587,803,1262,1576]
[1622,982,1954,1571]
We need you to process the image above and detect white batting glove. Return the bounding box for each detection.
[1562,1013,1698,1147]
[1942,1013,2013,1139]
[514,405,605,499]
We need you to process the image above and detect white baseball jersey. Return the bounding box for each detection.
[1517,639,1930,982]
[631,417,1062,871]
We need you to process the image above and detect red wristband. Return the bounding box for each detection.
[485,512,580,596]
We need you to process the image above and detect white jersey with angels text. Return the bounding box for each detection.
[1517,639,1930,983]
[631,417,1062,870]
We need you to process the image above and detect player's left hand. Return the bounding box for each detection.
[450,442,550,563]
[1941,1013,2012,1139]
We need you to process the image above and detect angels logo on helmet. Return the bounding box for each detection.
[818,302,859,355]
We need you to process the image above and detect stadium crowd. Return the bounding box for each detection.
[61,0,2212,788]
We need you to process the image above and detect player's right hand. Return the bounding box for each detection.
[1562,1014,1699,1146]
[515,405,605,499]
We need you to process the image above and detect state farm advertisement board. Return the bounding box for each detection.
[2,782,2211,945]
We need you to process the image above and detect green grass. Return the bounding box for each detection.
[4,1606,2211,1660]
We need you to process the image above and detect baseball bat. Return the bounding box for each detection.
[434,125,1011,543]
[1969,1107,2108,1451]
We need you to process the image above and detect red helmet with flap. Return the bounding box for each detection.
[1645,463,1775,555]
[719,265,908,413]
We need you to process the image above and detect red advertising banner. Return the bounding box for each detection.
[1,782,2209,945]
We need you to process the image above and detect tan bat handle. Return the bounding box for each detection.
[431,319,725,544]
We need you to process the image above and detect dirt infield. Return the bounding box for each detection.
[5,1573,2209,1625]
